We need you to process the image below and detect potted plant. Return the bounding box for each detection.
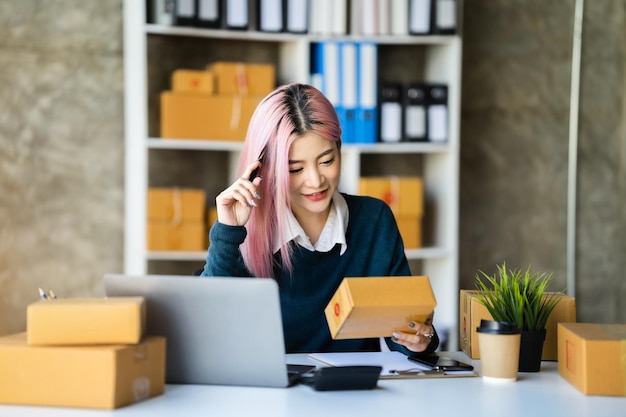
[474,262,563,372]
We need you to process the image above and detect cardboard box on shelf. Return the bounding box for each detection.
[147,221,206,251]
[27,297,145,346]
[147,188,206,221]
[209,62,275,95]
[358,176,423,217]
[325,276,436,339]
[172,69,215,94]
[147,187,207,251]
[396,215,422,249]
[0,334,166,409]
[459,290,576,360]
[558,323,626,396]
[359,176,424,249]
[160,92,264,140]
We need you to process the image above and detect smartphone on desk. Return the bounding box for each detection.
[408,354,474,371]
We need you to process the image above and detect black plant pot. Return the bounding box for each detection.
[518,329,546,372]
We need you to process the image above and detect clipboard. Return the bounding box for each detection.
[308,351,479,380]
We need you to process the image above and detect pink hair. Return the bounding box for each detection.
[236,83,342,278]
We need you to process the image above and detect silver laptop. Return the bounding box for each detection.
[103,274,313,388]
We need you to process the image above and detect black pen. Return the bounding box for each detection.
[248,147,267,181]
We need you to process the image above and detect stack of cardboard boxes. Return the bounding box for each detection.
[160,62,276,140]
[358,176,423,249]
[0,297,165,409]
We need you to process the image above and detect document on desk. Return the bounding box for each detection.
[308,351,478,379]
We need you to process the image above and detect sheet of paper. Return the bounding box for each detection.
[308,351,430,377]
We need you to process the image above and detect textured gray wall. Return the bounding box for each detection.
[0,0,624,336]
[459,0,626,324]
[0,0,125,333]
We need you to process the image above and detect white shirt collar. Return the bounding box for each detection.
[273,191,349,255]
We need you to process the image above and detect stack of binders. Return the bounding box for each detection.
[149,0,310,33]
[311,40,378,144]
[379,82,448,143]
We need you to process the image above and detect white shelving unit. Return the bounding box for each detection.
[123,0,462,349]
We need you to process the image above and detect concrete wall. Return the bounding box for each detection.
[0,0,624,336]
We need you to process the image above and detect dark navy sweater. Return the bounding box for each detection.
[201,194,438,355]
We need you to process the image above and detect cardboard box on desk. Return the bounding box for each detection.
[0,333,166,409]
[160,92,263,140]
[558,323,626,396]
[359,177,423,249]
[325,276,436,339]
[27,297,145,346]
[209,61,275,95]
[460,290,576,360]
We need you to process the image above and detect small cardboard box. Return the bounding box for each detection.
[172,69,215,94]
[460,290,576,360]
[396,214,422,249]
[325,276,437,339]
[358,176,423,217]
[147,220,206,251]
[558,323,626,396]
[209,61,275,95]
[147,187,207,251]
[27,297,145,346]
[148,188,206,221]
[0,333,166,409]
[160,92,263,140]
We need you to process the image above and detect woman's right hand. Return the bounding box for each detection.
[215,160,263,227]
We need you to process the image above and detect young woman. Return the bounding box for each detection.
[201,83,438,355]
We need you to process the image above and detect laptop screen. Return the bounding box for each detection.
[103,274,293,387]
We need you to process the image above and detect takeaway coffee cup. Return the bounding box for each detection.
[476,320,521,382]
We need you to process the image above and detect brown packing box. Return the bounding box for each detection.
[558,323,626,396]
[27,297,145,346]
[459,290,576,360]
[359,177,423,249]
[147,221,206,251]
[359,176,424,217]
[160,92,264,140]
[172,69,215,94]
[0,333,166,409]
[209,61,275,95]
[147,187,207,251]
[325,276,437,339]
[147,188,206,221]
[396,215,422,249]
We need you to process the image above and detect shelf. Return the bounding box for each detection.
[147,138,449,154]
[126,0,462,349]
[145,24,457,45]
[147,247,449,262]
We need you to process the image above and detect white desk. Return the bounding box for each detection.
[0,353,623,417]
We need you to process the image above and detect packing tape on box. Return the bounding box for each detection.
[380,176,401,213]
[235,63,248,95]
[172,188,182,226]
[231,95,242,131]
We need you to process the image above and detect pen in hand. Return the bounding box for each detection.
[248,147,267,181]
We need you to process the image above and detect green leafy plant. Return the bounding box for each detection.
[474,262,563,331]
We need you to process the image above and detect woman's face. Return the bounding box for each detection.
[288,132,341,223]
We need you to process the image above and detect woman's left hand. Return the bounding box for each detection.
[391,316,435,353]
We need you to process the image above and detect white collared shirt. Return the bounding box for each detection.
[273,191,349,255]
